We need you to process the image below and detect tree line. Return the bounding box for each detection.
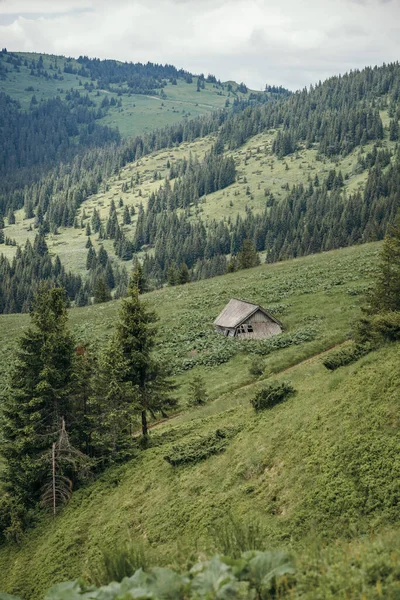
[0,281,175,540]
[0,233,128,314]
[216,62,400,156]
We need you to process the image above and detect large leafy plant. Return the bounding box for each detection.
[0,550,295,600]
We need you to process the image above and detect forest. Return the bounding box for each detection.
[1,60,399,314]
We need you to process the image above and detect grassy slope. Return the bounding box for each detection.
[1,242,400,599]
[1,130,391,276]
[0,52,250,138]
[1,101,396,277]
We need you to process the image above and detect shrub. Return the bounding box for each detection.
[369,311,400,342]
[248,358,264,377]
[164,428,237,466]
[211,513,267,558]
[187,374,208,406]
[250,381,295,411]
[322,341,369,371]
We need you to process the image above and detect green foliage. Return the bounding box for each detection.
[0,236,83,314]
[211,514,268,558]
[0,243,395,599]
[250,381,295,411]
[89,542,148,586]
[93,276,112,304]
[322,341,369,370]
[1,287,76,511]
[164,429,236,466]
[237,239,260,270]
[113,286,177,437]
[3,550,294,600]
[368,212,400,313]
[248,359,264,377]
[130,260,147,294]
[188,374,208,406]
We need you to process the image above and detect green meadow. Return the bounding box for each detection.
[2,241,400,599]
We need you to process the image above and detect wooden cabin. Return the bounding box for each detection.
[214,298,282,339]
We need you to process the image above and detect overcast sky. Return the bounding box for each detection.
[0,0,399,90]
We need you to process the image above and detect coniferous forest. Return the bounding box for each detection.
[1,56,400,313]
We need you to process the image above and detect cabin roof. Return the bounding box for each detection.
[213,298,281,329]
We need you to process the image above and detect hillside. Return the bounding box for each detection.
[0,120,394,280]
[0,51,260,138]
[1,242,400,599]
[1,61,400,315]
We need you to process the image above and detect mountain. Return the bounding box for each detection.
[0,50,270,138]
[0,59,399,313]
[1,52,400,600]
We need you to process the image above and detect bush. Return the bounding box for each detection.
[369,311,400,342]
[248,358,264,377]
[164,428,237,466]
[250,381,295,411]
[211,513,267,558]
[322,341,369,371]
[187,374,208,406]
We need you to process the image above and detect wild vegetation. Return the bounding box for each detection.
[1,53,400,600]
[1,60,400,309]
[1,235,400,598]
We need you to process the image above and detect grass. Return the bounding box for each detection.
[0,241,380,407]
[2,241,400,599]
[0,337,398,598]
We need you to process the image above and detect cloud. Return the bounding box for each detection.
[0,0,399,89]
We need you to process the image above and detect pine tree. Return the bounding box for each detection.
[114,285,177,437]
[7,209,15,225]
[98,245,108,267]
[131,260,147,294]
[86,246,96,270]
[123,205,131,225]
[369,211,400,312]
[188,374,208,406]
[2,287,75,510]
[238,239,260,270]
[93,276,111,303]
[167,264,179,286]
[389,119,399,141]
[178,263,190,284]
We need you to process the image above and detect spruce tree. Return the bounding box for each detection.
[238,239,260,270]
[93,276,111,303]
[369,211,400,312]
[131,260,147,294]
[2,287,75,510]
[178,263,190,284]
[114,284,177,437]
[188,374,208,406]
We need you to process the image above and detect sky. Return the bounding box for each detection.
[0,0,399,91]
